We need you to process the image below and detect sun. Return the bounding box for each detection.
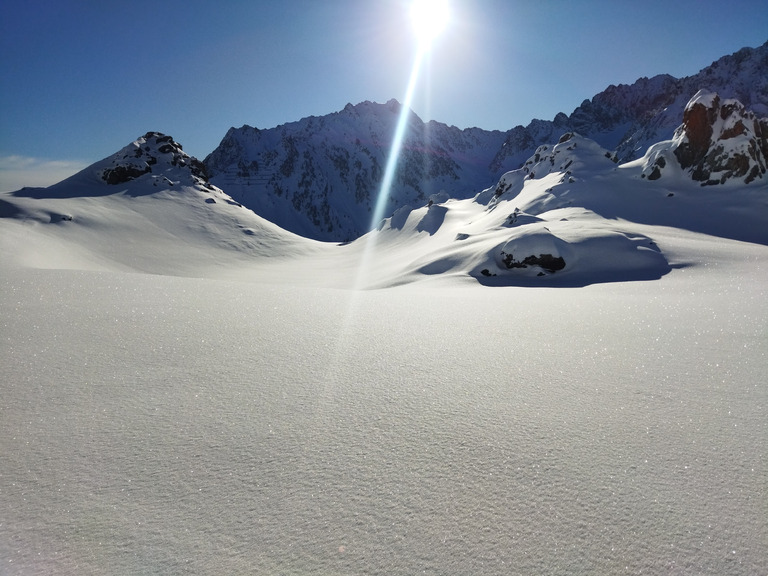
[410,0,450,45]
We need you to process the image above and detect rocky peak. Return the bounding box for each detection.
[674,92,719,166]
[480,132,617,208]
[101,132,209,186]
[641,91,768,185]
[519,132,617,180]
[673,91,767,184]
[202,102,508,241]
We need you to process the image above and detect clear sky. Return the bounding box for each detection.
[1,0,766,191]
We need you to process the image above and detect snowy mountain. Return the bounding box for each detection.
[5,108,765,290]
[494,40,768,169]
[2,45,767,287]
[3,98,768,576]
[1,132,320,276]
[204,100,508,241]
[205,41,768,241]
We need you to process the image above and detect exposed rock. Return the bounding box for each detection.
[100,132,212,187]
[639,91,768,185]
[672,91,767,185]
[500,250,566,272]
[645,155,666,181]
[674,93,718,168]
[102,164,151,185]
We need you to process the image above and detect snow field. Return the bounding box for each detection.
[1,252,766,574]
[1,124,767,574]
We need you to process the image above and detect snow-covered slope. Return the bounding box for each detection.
[3,247,766,576]
[363,128,767,288]
[0,132,324,277]
[3,135,768,574]
[2,135,768,576]
[205,42,767,241]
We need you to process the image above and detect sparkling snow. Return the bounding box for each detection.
[1,141,766,574]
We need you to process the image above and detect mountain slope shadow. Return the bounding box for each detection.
[416,204,447,235]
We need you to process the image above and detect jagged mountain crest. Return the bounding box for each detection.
[203,41,767,241]
[204,100,509,241]
[492,41,768,169]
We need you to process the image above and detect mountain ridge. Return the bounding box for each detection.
[204,41,768,241]
[2,91,766,289]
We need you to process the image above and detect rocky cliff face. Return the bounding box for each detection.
[640,91,768,185]
[204,101,508,241]
[205,42,768,241]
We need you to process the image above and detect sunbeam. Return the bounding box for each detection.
[354,1,451,289]
[369,47,426,234]
[353,49,424,290]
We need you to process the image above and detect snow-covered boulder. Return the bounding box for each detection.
[496,228,568,274]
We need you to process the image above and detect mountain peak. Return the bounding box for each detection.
[199,43,767,241]
[640,90,768,185]
[101,132,209,187]
[675,90,768,184]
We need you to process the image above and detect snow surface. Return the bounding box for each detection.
[1,134,767,574]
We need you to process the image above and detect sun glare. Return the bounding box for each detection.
[357,0,451,288]
[410,0,450,45]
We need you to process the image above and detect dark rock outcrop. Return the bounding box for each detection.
[674,95,718,168]
[672,91,767,185]
[100,132,212,187]
[500,250,566,272]
[102,163,152,185]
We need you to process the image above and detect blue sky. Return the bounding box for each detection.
[1,0,766,191]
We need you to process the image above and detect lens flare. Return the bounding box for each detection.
[354,1,450,288]
[369,54,424,234]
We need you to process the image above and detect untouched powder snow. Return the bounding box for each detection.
[1,127,767,574]
[1,261,766,575]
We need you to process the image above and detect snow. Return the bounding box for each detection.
[687,88,720,110]
[1,133,767,575]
